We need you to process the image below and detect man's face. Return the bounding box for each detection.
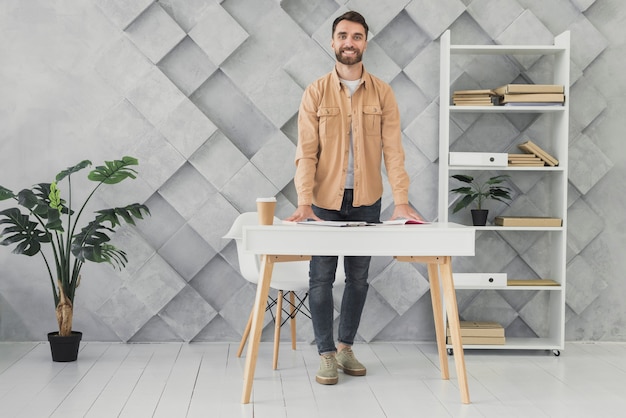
[331,20,367,66]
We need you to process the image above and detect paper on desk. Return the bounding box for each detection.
[282,219,429,226]
[294,220,376,227]
[382,219,430,225]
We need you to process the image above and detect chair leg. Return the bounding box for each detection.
[289,291,297,350]
[273,290,283,370]
[237,307,254,357]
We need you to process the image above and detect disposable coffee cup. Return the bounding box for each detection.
[256,197,277,225]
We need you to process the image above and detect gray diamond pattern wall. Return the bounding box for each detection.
[0,0,623,343]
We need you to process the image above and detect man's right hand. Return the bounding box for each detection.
[285,205,321,222]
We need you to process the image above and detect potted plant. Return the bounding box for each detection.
[0,156,150,361]
[450,174,512,226]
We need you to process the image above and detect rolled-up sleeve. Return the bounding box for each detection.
[294,86,320,207]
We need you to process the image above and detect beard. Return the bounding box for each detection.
[335,48,363,65]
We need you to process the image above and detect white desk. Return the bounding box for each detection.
[240,222,475,404]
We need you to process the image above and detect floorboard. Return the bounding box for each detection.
[1,341,625,417]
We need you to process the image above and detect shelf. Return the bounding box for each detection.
[439,30,569,354]
[449,105,566,113]
[450,45,566,55]
[470,226,565,232]
[448,165,565,172]
[447,337,564,351]
[455,285,562,291]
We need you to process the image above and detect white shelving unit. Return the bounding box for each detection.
[438,30,570,355]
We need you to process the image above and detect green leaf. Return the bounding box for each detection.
[71,203,149,267]
[0,186,15,201]
[88,156,139,185]
[0,208,51,256]
[486,174,510,185]
[45,207,64,232]
[49,182,63,213]
[450,186,473,195]
[451,174,474,184]
[55,160,91,182]
[452,194,477,213]
[17,184,67,218]
[17,188,44,212]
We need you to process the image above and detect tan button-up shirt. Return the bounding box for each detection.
[294,67,410,210]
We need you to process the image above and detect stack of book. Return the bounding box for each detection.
[446,321,505,345]
[517,140,559,166]
[507,279,560,286]
[452,89,495,106]
[495,216,562,227]
[493,84,565,106]
[508,153,545,167]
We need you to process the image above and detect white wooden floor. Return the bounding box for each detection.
[1,341,625,418]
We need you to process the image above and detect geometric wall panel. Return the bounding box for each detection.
[0,0,623,344]
[125,3,186,63]
[158,37,218,97]
[188,2,249,66]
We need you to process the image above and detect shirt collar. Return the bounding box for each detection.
[331,66,369,90]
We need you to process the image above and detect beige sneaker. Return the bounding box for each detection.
[336,346,366,376]
[316,353,338,385]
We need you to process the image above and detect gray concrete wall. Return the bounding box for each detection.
[1,0,624,342]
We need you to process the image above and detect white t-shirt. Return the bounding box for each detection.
[340,78,361,189]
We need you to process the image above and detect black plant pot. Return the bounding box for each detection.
[47,331,82,362]
[471,209,488,226]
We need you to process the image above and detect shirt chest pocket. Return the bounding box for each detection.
[317,107,340,140]
[363,105,382,136]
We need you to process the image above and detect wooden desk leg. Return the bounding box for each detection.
[241,254,274,404]
[439,256,470,404]
[427,263,449,380]
[273,290,283,370]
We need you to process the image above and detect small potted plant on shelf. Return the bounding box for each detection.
[450,174,512,226]
[0,156,150,361]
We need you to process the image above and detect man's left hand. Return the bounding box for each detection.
[390,204,424,221]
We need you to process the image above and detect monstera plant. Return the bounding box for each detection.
[0,156,149,359]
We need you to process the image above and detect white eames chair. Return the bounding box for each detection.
[224,212,344,369]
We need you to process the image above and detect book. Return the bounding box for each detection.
[452,89,496,106]
[494,216,562,227]
[508,153,541,158]
[454,102,495,106]
[508,152,546,166]
[286,219,430,227]
[517,140,559,166]
[382,218,429,225]
[292,220,376,227]
[508,162,546,167]
[503,102,564,107]
[446,321,504,337]
[453,94,492,98]
[452,97,493,103]
[501,93,565,103]
[453,89,494,95]
[507,279,560,286]
[446,336,506,345]
[494,84,564,95]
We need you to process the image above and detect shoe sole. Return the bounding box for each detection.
[316,375,338,385]
[337,364,366,376]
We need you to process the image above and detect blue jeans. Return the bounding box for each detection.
[309,190,381,354]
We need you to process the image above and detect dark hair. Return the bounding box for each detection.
[332,11,369,39]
